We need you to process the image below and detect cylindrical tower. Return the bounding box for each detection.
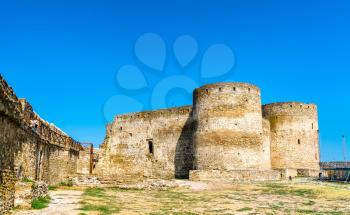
[262,102,320,172]
[193,82,270,171]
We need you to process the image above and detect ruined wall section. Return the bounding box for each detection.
[96,106,195,181]
[193,83,270,171]
[76,146,92,175]
[262,102,320,174]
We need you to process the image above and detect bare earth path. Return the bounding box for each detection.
[14,190,83,215]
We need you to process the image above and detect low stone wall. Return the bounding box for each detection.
[189,170,281,181]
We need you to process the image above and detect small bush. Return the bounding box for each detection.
[31,195,51,209]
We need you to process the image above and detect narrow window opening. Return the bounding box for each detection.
[120,126,123,131]
[148,141,154,155]
[290,105,293,107]
[205,89,209,93]
[129,133,132,137]
[298,139,301,145]
[219,88,222,92]
[233,87,236,91]
[248,88,251,92]
[312,123,314,129]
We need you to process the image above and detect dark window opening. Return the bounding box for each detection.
[219,88,222,92]
[129,133,132,137]
[312,123,314,129]
[248,88,251,92]
[233,87,236,91]
[205,89,209,93]
[298,139,301,144]
[120,126,123,131]
[148,141,154,154]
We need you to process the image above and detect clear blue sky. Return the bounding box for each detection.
[1,0,349,161]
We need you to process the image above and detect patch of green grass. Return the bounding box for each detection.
[79,203,120,215]
[48,185,58,191]
[31,196,51,209]
[59,180,73,187]
[261,184,316,197]
[111,186,143,192]
[303,200,316,206]
[84,187,106,198]
[173,212,199,215]
[237,207,253,212]
[289,188,316,197]
[262,183,286,189]
[295,209,318,214]
[21,177,34,183]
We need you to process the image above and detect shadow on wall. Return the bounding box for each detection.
[174,110,196,179]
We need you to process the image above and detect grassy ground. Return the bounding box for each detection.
[76,180,350,215]
[31,196,51,209]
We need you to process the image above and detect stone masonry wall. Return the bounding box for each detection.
[95,106,195,181]
[97,82,320,182]
[262,102,320,173]
[0,75,82,213]
[76,146,92,175]
[193,83,270,171]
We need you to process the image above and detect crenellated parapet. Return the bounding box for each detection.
[0,74,82,151]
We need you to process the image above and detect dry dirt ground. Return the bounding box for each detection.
[13,190,83,215]
[13,179,350,215]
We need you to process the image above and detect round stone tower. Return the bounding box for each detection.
[262,102,320,173]
[193,82,271,171]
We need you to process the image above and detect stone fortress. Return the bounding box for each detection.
[0,75,320,213]
[96,82,320,181]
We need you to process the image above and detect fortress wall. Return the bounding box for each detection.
[0,75,82,213]
[95,106,194,181]
[193,83,270,171]
[262,102,320,175]
[76,146,93,175]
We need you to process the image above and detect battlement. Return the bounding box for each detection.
[262,102,317,117]
[112,105,192,122]
[194,82,260,97]
[0,75,82,151]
